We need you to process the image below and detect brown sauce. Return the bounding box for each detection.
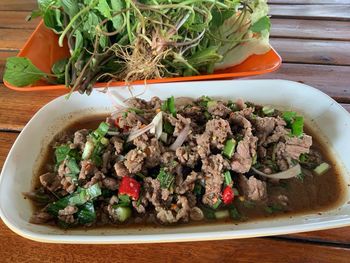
[31,115,347,229]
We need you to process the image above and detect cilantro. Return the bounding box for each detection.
[157,168,174,189]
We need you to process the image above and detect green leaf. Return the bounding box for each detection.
[282,111,296,125]
[157,168,174,189]
[66,158,80,174]
[118,194,131,207]
[251,16,271,33]
[211,8,235,29]
[229,205,241,220]
[61,0,79,19]
[110,0,124,30]
[96,0,112,19]
[4,57,47,87]
[51,58,68,83]
[72,30,83,59]
[54,145,80,164]
[292,116,304,137]
[77,202,96,224]
[68,184,102,206]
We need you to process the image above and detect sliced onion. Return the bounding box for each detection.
[251,164,301,180]
[127,112,163,142]
[107,88,129,110]
[169,124,190,151]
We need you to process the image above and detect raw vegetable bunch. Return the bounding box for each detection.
[4,0,271,94]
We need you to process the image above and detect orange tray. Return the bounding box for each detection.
[4,20,282,91]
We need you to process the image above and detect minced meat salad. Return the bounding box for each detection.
[26,96,340,228]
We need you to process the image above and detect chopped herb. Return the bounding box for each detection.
[282,111,296,125]
[214,210,230,219]
[201,206,216,220]
[54,145,80,164]
[223,139,236,158]
[207,100,217,108]
[198,96,213,108]
[168,96,176,116]
[296,172,305,182]
[193,183,203,196]
[66,157,80,174]
[118,194,131,207]
[212,199,222,210]
[77,202,96,224]
[157,168,174,189]
[228,205,241,220]
[111,205,132,222]
[314,162,330,176]
[292,116,304,137]
[163,121,174,134]
[224,171,232,186]
[68,183,102,206]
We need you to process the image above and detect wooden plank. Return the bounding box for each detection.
[0,132,17,169]
[286,227,350,244]
[0,11,39,29]
[269,0,350,4]
[271,19,350,41]
[269,4,350,20]
[0,29,32,51]
[270,38,350,66]
[249,63,350,102]
[0,0,36,11]
[0,220,348,262]
[0,86,66,131]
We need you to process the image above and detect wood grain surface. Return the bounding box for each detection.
[1,0,350,262]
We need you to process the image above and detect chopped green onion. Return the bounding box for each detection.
[252,154,257,165]
[66,158,80,174]
[82,141,94,160]
[224,171,232,186]
[193,183,202,196]
[100,137,109,146]
[54,145,80,164]
[68,183,102,206]
[292,116,304,137]
[262,106,274,115]
[93,122,109,140]
[313,162,330,176]
[282,111,296,124]
[212,199,222,209]
[223,139,236,158]
[161,99,168,112]
[112,205,132,222]
[214,210,230,219]
[168,96,176,116]
[201,206,216,219]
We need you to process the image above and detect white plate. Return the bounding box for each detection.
[0,79,349,244]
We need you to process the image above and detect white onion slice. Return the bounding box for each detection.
[107,89,129,110]
[251,164,301,180]
[169,124,190,151]
[127,112,163,142]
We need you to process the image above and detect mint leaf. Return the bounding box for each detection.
[110,0,124,30]
[251,16,271,33]
[4,57,47,86]
[96,0,112,19]
[61,0,79,19]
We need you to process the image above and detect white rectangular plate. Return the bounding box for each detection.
[0,79,349,244]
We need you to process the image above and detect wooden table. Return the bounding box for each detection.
[1,0,350,262]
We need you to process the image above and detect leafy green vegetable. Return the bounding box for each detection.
[251,16,271,33]
[228,206,241,220]
[163,121,175,134]
[77,202,96,224]
[201,206,216,220]
[66,158,80,174]
[54,145,80,164]
[291,116,304,137]
[68,183,102,206]
[4,57,47,86]
[118,194,131,207]
[212,199,222,210]
[157,168,174,189]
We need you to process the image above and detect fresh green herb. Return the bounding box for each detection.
[167,96,176,116]
[54,145,80,164]
[163,121,175,134]
[207,100,217,108]
[282,111,297,125]
[66,158,80,174]
[3,57,47,87]
[292,116,304,137]
[68,183,102,206]
[296,172,305,182]
[201,206,216,220]
[198,96,213,108]
[314,162,330,176]
[193,183,203,196]
[204,111,212,120]
[212,199,222,210]
[157,168,174,189]
[299,153,309,163]
[251,16,271,33]
[228,205,241,220]
[223,139,236,158]
[77,201,96,224]
[92,122,109,140]
[118,194,131,207]
[224,171,232,186]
